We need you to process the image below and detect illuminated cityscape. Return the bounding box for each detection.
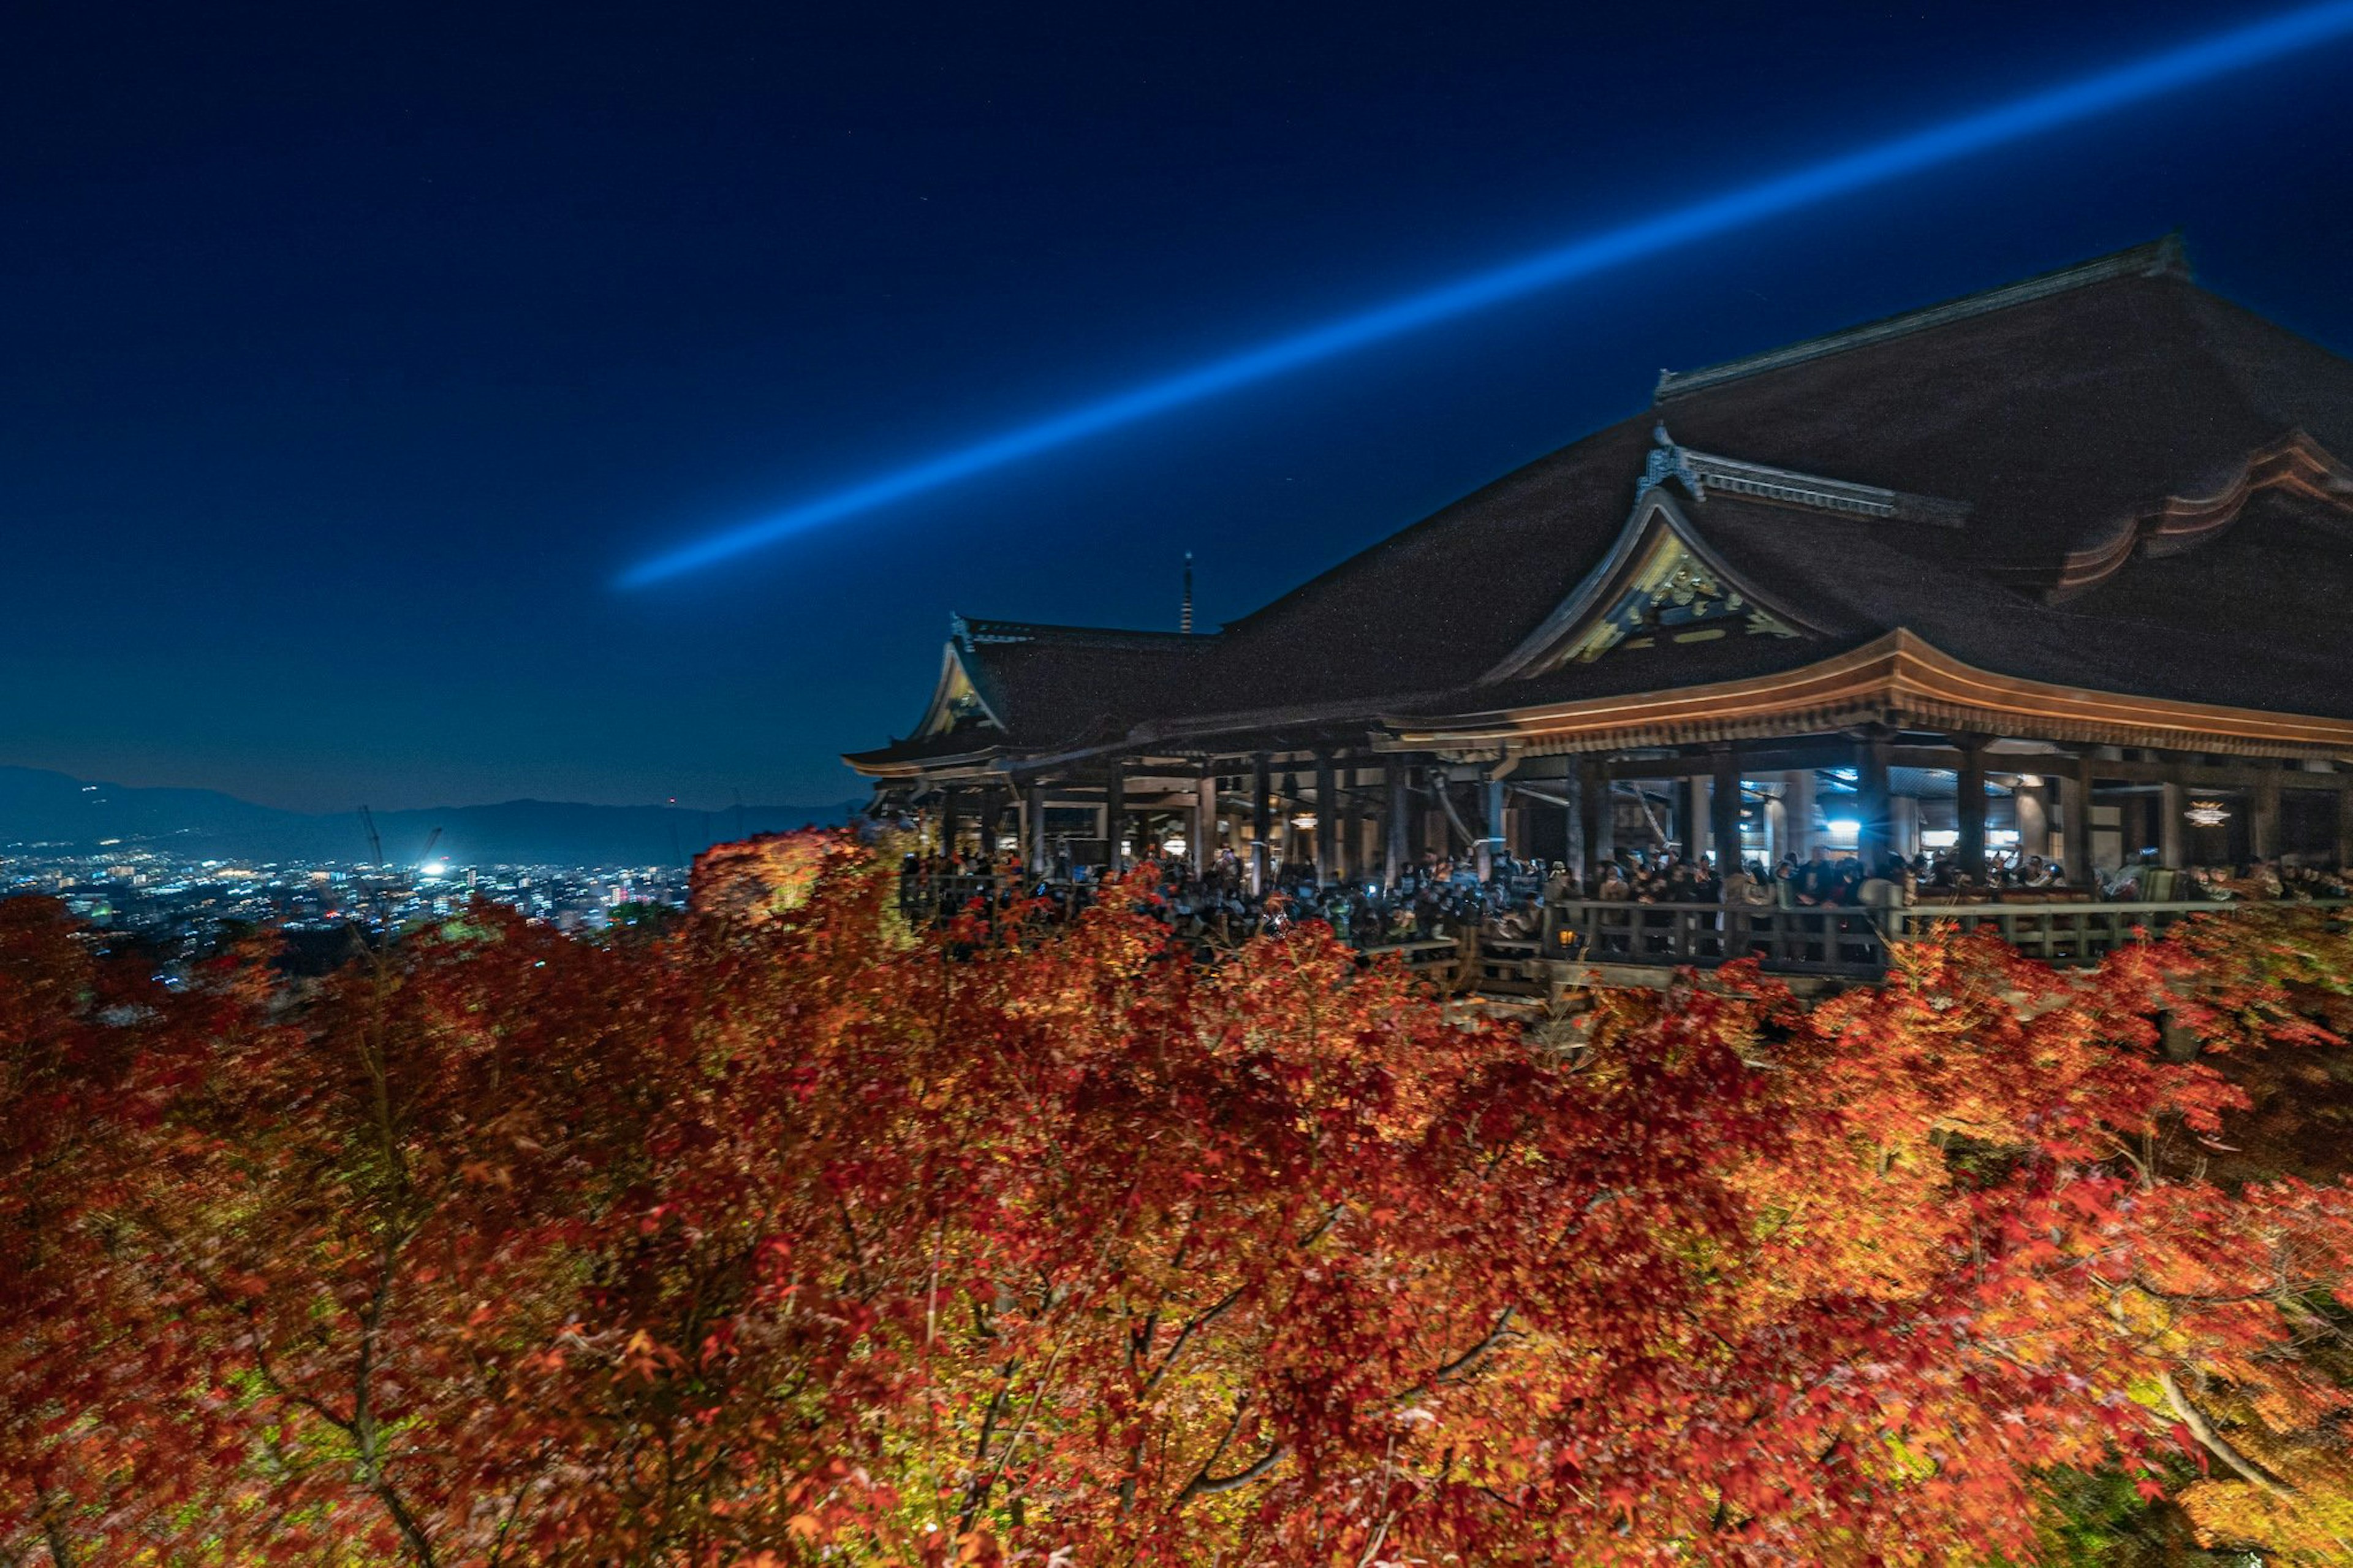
[0,839,688,972]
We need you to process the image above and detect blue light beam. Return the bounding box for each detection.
[620,1,2353,588]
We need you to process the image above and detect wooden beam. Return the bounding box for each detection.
[2066,757,2347,789]
[1315,753,1339,886]
[2159,781,2187,868]
[1388,629,2353,760]
[1194,763,1216,879]
[1855,730,1893,869]
[1577,754,1613,874]
[2061,754,2093,885]
[1710,746,1741,871]
[1384,757,1407,886]
[1955,733,1989,880]
[1601,745,2351,792]
[1025,782,1048,876]
[1104,770,1125,872]
[1251,754,1272,894]
[1477,773,1504,879]
[1612,741,1959,778]
[2254,766,2283,861]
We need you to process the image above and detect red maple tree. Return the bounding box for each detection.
[6,835,2353,1564]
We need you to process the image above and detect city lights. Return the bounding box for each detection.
[619,1,2353,587]
[0,841,693,963]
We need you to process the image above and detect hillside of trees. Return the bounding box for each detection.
[7,832,2353,1565]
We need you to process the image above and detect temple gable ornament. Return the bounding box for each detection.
[1554,525,1799,665]
[914,642,1004,739]
[1637,424,1971,525]
[1483,466,1816,683]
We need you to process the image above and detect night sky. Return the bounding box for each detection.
[7,2,2351,813]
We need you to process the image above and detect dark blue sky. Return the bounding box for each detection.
[6,2,2351,812]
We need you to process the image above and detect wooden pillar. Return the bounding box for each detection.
[1562,763,1586,881]
[1190,763,1214,879]
[2335,778,2353,868]
[1314,753,1339,886]
[1890,793,1922,862]
[2061,754,2093,885]
[1251,753,1272,894]
[1577,755,1613,879]
[1954,734,1989,881]
[1784,768,1816,862]
[1477,772,1505,881]
[938,786,961,861]
[1384,757,1407,886]
[1336,763,1358,883]
[2018,778,2051,860]
[2159,779,2188,869]
[1025,781,1048,875]
[977,792,1004,866]
[1854,730,1893,871]
[2253,765,2282,862]
[1335,784,1352,881]
[1710,746,1741,872]
[1104,768,1125,873]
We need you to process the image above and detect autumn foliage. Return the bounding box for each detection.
[8,835,2353,1565]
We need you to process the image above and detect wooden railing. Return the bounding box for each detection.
[1552,897,2351,978]
[1884,898,2345,961]
[1358,937,1466,989]
[1553,901,1889,977]
[901,873,2349,986]
[898,871,1026,915]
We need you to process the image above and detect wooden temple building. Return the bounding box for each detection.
[847,238,2353,901]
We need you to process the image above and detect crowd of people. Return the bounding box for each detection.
[1584,845,2353,907]
[901,839,2353,952]
[900,847,1558,952]
[2094,852,2352,903]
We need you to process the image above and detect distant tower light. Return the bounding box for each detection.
[1181,551,1195,635]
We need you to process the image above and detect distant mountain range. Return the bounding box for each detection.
[0,766,861,868]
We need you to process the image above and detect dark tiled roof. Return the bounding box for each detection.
[963,629,1219,748]
[841,730,1009,772]
[1538,488,2353,721]
[859,241,2353,764]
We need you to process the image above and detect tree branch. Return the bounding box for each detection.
[1142,1283,1247,1393]
[1430,1307,1517,1385]
[1181,1444,1287,1499]
[2158,1369,2297,1501]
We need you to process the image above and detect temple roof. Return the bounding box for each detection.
[847,616,1219,773]
[1390,484,2353,725]
[851,240,2353,774]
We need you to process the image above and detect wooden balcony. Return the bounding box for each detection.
[1550,897,2352,980]
[1551,901,1888,977]
[897,871,2350,990]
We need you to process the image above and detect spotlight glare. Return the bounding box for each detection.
[619,1,2353,588]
